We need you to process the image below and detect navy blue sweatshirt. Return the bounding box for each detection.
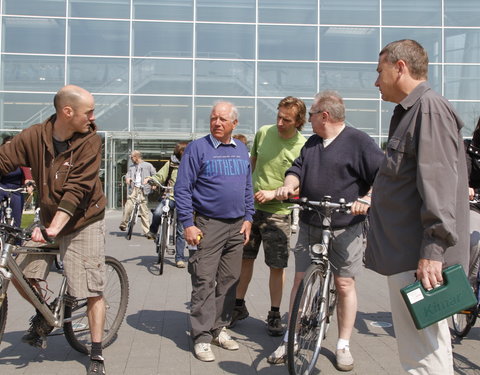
[287,126,383,228]
[175,135,255,228]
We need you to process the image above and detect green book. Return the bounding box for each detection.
[400,264,477,329]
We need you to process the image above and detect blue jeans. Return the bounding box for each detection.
[150,199,186,262]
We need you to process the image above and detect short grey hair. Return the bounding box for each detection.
[212,101,239,122]
[312,90,345,122]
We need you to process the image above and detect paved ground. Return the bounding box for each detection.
[0,210,479,374]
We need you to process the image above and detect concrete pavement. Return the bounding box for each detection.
[0,210,479,374]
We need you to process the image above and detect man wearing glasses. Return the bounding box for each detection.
[272,91,383,371]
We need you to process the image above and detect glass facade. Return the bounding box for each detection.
[1,0,480,207]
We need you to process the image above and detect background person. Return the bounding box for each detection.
[175,101,254,362]
[465,117,480,287]
[272,91,383,371]
[119,150,156,236]
[145,141,188,268]
[0,85,109,374]
[230,96,307,336]
[365,39,469,374]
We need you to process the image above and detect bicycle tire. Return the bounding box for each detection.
[126,204,138,240]
[0,295,7,344]
[452,309,477,338]
[287,264,330,375]
[156,219,169,275]
[63,256,129,354]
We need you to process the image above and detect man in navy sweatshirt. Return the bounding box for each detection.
[272,91,384,371]
[174,101,254,362]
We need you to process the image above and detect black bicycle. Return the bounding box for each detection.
[0,222,129,353]
[287,196,351,375]
[148,180,176,275]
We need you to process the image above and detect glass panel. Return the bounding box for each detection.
[258,0,317,24]
[382,28,442,64]
[196,24,255,59]
[94,94,129,131]
[132,59,192,95]
[320,0,379,25]
[320,27,378,62]
[445,65,480,100]
[133,0,193,21]
[68,57,129,93]
[195,97,255,135]
[259,26,317,61]
[132,96,192,132]
[0,93,54,130]
[383,0,441,26]
[258,62,316,97]
[69,20,129,56]
[3,17,66,54]
[381,101,397,136]
[196,0,255,22]
[450,101,480,137]
[3,0,66,16]
[445,29,480,64]
[445,0,480,27]
[319,63,378,98]
[344,100,379,135]
[195,60,254,96]
[2,55,64,92]
[70,0,130,18]
[133,22,193,57]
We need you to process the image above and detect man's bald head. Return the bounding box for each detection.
[53,85,92,112]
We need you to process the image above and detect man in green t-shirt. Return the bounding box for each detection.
[229,97,307,335]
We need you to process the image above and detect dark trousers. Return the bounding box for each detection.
[188,215,244,344]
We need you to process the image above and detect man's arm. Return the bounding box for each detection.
[275,174,300,200]
[32,210,70,242]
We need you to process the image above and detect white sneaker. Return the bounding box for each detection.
[194,342,215,362]
[212,327,239,350]
[267,342,287,364]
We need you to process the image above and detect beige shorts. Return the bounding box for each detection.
[17,219,106,298]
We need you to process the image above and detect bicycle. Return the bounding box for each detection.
[286,196,351,375]
[148,180,176,275]
[451,195,480,338]
[0,221,129,353]
[125,188,142,241]
[0,185,26,226]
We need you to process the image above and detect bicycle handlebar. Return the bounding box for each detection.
[284,196,352,214]
[0,185,28,194]
[0,222,54,244]
[147,179,172,191]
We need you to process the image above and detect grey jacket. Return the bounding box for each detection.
[365,82,469,275]
[126,160,156,195]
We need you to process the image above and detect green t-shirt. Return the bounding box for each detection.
[251,124,306,214]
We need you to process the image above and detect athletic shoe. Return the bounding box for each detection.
[267,342,287,364]
[228,303,249,328]
[194,342,215,362]
[335,347,354,371]
[176,260,186,268]
[21,312,52,349]
[119,224,126,232]
[267,310,284,336]
[145,231,156,240]
[211,327,239,350]
[87,356,106,374]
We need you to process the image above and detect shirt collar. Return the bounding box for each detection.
[209,134,237,149]
[399,81,430,110]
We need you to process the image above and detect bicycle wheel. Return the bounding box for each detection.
[287,264,330,375]
[156,219,169,275]
[63,256,129,354]
[0,295,8,344]
[126,204,138,240]
[452,308,477,338]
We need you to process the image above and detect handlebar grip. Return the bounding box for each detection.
[39,225,54,244]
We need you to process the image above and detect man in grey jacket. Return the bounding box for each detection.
[365,39,469,374]
[119,150,156,236]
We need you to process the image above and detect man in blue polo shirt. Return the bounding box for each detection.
[175,101,254,362]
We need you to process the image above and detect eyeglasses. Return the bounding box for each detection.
[308,109,322,118]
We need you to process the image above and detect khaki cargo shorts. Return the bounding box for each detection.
[17,219,106,298]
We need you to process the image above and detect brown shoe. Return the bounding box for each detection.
[119,224,126,231]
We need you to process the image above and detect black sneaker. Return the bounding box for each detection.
[21,312,52,349]
[267,311,284,336]
[88,356,106,375]
[228,303,249,328]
